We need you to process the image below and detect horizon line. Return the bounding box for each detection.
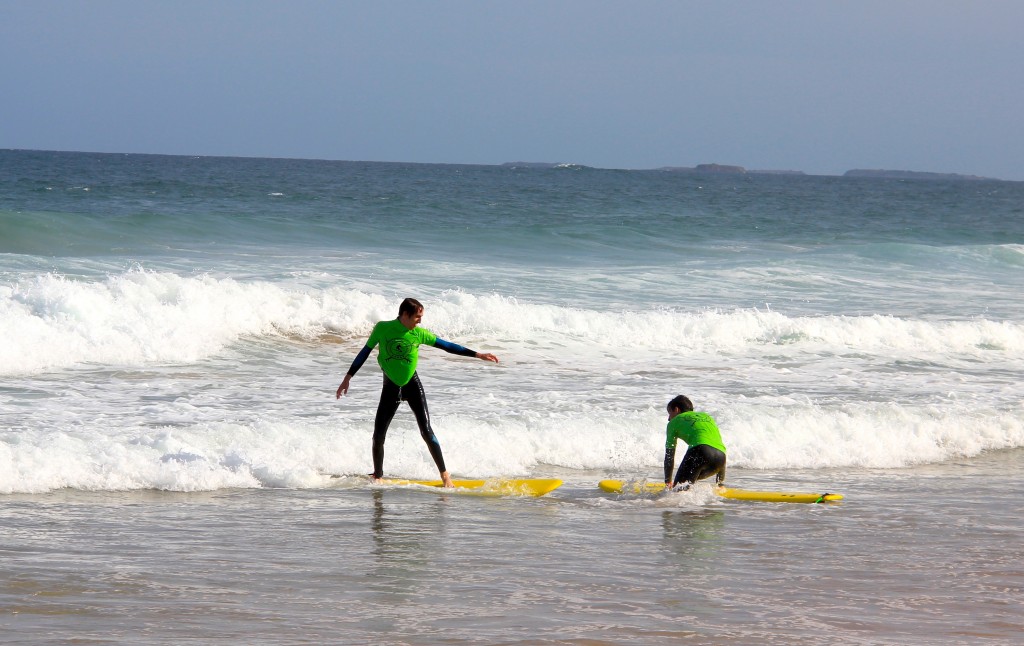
[1,147,1012,183]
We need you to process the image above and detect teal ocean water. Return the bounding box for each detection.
[2,150,1022,643]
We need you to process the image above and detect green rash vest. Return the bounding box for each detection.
[365,319,438,387]
[666,411,727,454]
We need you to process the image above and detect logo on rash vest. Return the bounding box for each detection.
[384,338,415,364]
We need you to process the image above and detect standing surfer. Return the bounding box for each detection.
[336,298,499,487]
[664,395,727,489]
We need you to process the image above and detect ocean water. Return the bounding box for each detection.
[1,149,1022,643]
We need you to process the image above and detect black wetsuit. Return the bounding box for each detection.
[371,372,444,479]
[665,444,727,487]
[347,335,477,479]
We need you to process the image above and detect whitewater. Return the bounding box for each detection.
[2,266,1021,494]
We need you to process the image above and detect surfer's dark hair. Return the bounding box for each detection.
[667,395,694,412]
[398,298,424,317]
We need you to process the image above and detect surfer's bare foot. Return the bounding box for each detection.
[368,473,382,484]
[440,471,455,488]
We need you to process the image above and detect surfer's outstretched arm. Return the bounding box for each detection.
[434,338,499,363]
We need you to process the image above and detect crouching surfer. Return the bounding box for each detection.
[664,395,727,490]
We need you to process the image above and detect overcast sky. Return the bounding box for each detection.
[3,1,1022,179]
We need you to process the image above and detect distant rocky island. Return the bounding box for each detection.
[659,164,805,176]
[500,161,562,169]
[502,162,1005,181]
[842,169,993,181]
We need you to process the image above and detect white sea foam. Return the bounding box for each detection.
[1,269,351,374]
[2,398,1021,494]
[3,270,1022,376]
[3,270,1021,493]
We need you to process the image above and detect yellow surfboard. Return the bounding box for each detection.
[597,479,843,504]
[381,478,563,497]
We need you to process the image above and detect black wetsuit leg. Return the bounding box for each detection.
[399,373,447,474]
[371,373,447,479]
[673,444,727,486]
[372,376,403,479]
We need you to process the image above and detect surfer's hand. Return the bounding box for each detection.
[476,352,499,363]
[336,375,352,399]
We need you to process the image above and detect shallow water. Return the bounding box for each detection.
[3,453,1022,644]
